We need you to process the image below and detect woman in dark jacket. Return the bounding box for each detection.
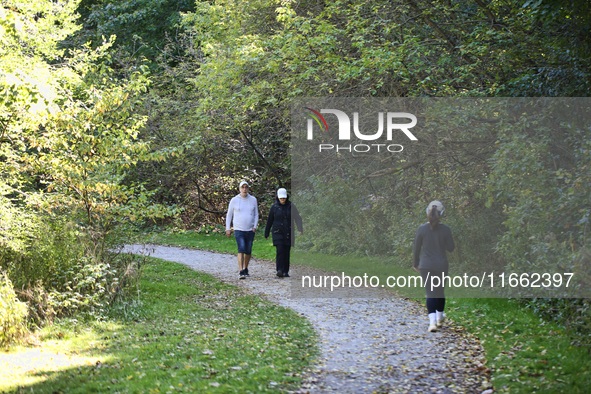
[264,188,303,277]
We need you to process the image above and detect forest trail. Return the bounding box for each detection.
[123,244,492,394]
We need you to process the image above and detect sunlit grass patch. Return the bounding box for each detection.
[1,257,318,393]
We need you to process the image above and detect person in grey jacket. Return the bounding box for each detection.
[413,200,455,332]
[264,188,303,278]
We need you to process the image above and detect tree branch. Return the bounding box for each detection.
[240,125,284,188]
[473,0,500,29]
[360,160,422,182]
[194,181,225,216]
[405,0,456,48]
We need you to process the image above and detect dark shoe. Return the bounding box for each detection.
[276,270,283,277]
[245,268,250,276]
[239,270,246,279]
[283,272,290,277]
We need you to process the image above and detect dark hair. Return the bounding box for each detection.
[428,205,440,230]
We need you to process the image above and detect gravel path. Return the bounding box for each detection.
[122,244,492,394]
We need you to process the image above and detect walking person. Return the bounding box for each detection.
[413,200,455,332]
[226,181,259,279]
[264,188,303,278]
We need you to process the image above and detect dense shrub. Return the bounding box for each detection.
[1,215,87,293]
[0,201,144,336]
[521,297,591,338]
[0,273,28,347]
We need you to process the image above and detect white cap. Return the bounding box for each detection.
[277,188,288,199]
[239,181,249,188]
[426,200,445,216]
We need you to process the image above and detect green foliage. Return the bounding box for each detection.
[184,0,590,101]
[1,0,590,347]
[521,298,591,335]
[0,273,28,347]
[0,0,81,61]
[75,0,196,64]
[28,62,179,233]
[149,0,587,238]
[294,173,505,277]
[295,176,395,256]
[48,258,119,318]
[0,206,143,328]
[97,0,589,238]
[444,209,506,275]
[0,213,85,291]
[487,101,591,290]
[0,0,180,334]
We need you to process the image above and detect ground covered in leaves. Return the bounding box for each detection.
[124,244,492,393]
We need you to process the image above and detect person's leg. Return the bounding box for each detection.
[420,269,439,312]
[425,297,437,314]
[283,245,291,276]
[275,245,282,273]
[435,294,446,326]
[235,231,247,276]
[436,300,446,326]
[237,253,245,271]
[243,230,255,274]
[276,244,286,276]
[420,269,440,332]
[431,272,446,326]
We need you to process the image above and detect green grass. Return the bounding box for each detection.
[1,257,318,393]
[449,298,591,393]
[140,230,591,394]
[142,229,276,261]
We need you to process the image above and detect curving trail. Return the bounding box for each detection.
[122,244,492,394]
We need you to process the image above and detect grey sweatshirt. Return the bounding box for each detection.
[413,222,455,272]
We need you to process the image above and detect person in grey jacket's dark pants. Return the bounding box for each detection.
[264,188,303,278]
[413,200,455,332]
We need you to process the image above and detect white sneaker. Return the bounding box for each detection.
[428,312,437,332]
[436,314,446,327]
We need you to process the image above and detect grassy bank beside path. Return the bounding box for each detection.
[1,256,318,393]
[144,230,591,393]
